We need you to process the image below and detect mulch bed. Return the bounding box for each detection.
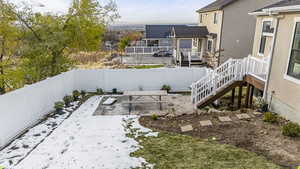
[139,110,300,169]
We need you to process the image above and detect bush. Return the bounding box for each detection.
[112,88,117,94]
[54,101,64,112]
[263,112,278,123]
[73,90,81,101]
[257,97,269,112]
[96,88,104,95]
[282,122,300,137]
[151,114,159,121]
[63,95,73,106]
[161,85,171,93]
[80,90,86,96]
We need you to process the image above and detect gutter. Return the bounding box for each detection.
[263,15,283,100]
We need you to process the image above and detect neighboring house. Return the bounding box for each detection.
[197,0,280,67]
[125,25,185,56]
[171,25,209,67]
[249,0,300,121]
[144,25,185,47]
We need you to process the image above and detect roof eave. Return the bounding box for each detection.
[250,5,300,16]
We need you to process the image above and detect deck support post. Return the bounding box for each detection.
[238,85,243,108]
[245,83,250,108]
[231,88,236,106]
[249,85,255,108]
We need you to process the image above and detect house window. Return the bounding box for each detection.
[200,14,203,23]
[214,13,218,24]
[262,21,273,33]
[207,40,213,52]
[287,22,300,80]
[259,36,267,55]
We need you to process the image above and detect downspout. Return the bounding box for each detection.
[218,10,225,66]
[263,14,282,100]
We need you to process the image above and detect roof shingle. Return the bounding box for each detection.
[173,26,209,38]
[254,0,300,12]
[197,0,238,13]
[145,25,186,39]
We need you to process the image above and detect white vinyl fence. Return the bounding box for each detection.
[0,68,208,148]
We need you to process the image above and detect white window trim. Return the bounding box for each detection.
[284,17,300,85]
[213,13,218,24]
[258,36,266,57]
[258,18,273,57]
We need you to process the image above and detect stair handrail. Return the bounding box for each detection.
[191,59,244,106]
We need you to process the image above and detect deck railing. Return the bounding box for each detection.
[191,55,269,107]
[125,46,173,55]
[245,55,269,81]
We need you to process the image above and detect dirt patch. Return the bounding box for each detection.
[139,110,300,169]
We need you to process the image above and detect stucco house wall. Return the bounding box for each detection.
[264,12,300,122]
[221,0,279,63]
[199,10,223,52]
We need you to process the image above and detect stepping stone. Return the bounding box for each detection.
[200,120,213,127]
[253,111,263,115]
[236,113,251,120]
[180,125,193,132]
[218,116,232,122]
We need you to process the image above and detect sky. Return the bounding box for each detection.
[9,0,214,25]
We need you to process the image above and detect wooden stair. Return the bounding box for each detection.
[196,81,244,108]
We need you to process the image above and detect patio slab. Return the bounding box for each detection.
[180,125,193,132]
[199,120,213,127]
[218,116,232,122]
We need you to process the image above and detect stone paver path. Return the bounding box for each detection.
[218,116,232,122]
[253,111,263,115]
[200,120,213,127]
[181,125,193,132]
[236,113,251,120]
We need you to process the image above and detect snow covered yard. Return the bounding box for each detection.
[0,96,157,169]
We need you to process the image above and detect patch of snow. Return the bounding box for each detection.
[102,97,117,105]
[10,96,155,169]
[0,101,80,169]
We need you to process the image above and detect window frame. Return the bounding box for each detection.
[207,39,213,53]
[258,19,273,57]
[258,35,267,56]
[284,17,300,84]
[200,14,203,24]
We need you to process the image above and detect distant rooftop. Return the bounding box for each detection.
[145,25,186,39]
[172,26,209,38]
[197,0,237,13]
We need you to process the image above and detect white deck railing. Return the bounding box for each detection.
[191,55,269,107]
[125,46,173,55]
[245,55,269,81]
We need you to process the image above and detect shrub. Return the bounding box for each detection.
[282,122,300,137]
[151,114,159,121]
[161,85,171,93]
[263,112,278,123]
[80,90,86,96]
[112,88,118,94]
[96,88,104,95]
[63,95,73,106]
[54,101,64,112]
[257,97,269,112]
[72,90,81,101]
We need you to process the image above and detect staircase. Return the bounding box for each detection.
[191,58,246,108]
